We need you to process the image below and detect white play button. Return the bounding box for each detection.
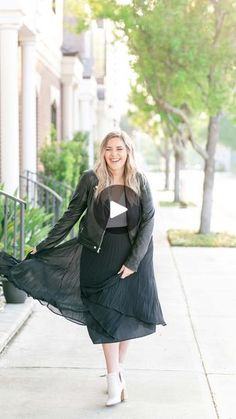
[93,185,140,231]
[110,200,128,218]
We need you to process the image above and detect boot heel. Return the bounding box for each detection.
[121,388,125,401]
[123,387,128,400]
[119,365,128,400]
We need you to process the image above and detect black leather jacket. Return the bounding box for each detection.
[36,169,155,272]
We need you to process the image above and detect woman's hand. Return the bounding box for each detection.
[118,264,135,279]
[30,247,37,255]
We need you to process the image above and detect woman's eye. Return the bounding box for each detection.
[105,148,123,151]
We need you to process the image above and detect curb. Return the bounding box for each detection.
[0,298,35,354]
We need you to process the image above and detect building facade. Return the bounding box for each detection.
[0,0,121,195]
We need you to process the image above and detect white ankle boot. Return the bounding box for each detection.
[106,371,125,406]
[105,363,128,399]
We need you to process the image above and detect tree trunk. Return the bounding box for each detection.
[164,153,170,190]
[174,151,181,202]
[199,113,220,234]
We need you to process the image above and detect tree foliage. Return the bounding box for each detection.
[89,0,236,146]
[64,0,91,33]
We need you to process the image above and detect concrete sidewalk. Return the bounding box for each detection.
[0,298,34,354]
[0,204,235,417]
[154,210,236,419]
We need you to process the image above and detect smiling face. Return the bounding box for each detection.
[104,136,128,174]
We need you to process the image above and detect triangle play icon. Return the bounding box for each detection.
[110,200,128,218]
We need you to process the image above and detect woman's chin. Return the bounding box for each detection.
[107,163,125,171]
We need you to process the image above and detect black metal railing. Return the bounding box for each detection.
[20,172,77,239]
[25,170,73,205]
[20,176,63,226]
[0,191,26,260]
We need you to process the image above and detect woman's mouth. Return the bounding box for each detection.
[110,159,121,163]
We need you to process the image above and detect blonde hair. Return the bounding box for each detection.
[93,130,142,199]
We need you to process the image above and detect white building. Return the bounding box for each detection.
[0,0,123,195]
[63,17,124,156]
[0,0,64,194]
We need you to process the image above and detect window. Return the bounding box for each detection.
[52,0,56,13]
[51,101,57,128]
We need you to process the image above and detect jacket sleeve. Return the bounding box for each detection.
[124,174,155,272]
[36,171,89,252]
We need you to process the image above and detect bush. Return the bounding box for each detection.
[39,131,89,189]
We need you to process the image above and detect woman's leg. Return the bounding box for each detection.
[102,342,119,373]
[119,340,130,364]
[102,340,130,373]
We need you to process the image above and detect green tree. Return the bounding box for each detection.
[88,0,236,233]
[64,0,91,33]
[129,86,188,196]
[128,88,173,190]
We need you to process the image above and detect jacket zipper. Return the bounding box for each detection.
[97,207,110,253]
[97,229,105,253]
[97,216,110,253]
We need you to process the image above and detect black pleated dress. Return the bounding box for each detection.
[0,192,167,344]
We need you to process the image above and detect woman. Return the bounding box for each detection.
[0,130,166,406]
